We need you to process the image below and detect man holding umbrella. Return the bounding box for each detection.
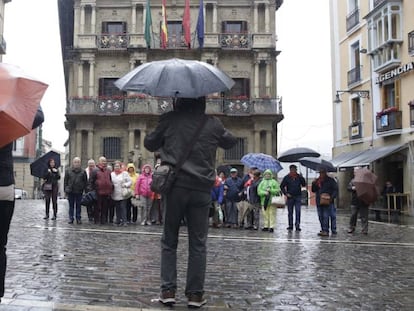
[280,164,306,231]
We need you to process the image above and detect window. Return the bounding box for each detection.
[346,0,359,31]
[103,137,121,160]
[409,31,414,55]
[224,138,246,160]
[351,97,361,123]
[163,21,186,48]
[98,78,124,98]
[102,22,127,34]
[222,21,248,33]
[366,3,402,70]
[381,80,400,110]
[227,78,250,98]
[348,41,361,86]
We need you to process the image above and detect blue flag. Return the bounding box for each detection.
[196,0,204,48]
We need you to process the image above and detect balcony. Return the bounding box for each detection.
[346,8,360,32]
[67,97,283,116]
[409,103,414,127]
[409,31,414,56]
[373,0,386,8]
[219,33,251,49]
[98,34,129,49]
[376,109,402,134]
[0,34,6,54]
[347,66,361,87]
[349,121,363,140]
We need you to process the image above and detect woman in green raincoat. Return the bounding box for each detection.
[257,169,281,232]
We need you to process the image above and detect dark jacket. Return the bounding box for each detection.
[311,176,338,206]
[64,167,87,194]
[0,143,14,186]
[248,177,262,205]
[347,179,369,207]
[280,174,306,197]
[224,176,243,202]
[44,168,61,186]
[144,99,237,193]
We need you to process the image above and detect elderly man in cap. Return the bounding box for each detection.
[280,164,306,231]
[224,167,243,228]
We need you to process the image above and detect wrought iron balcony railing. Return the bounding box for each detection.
[98,34,129,49]
[219,33,251,49]
[67,97,282,116]
[346,8,360,31]
[376,110,402,133]
[409,31,414,56]
[347,66,362,86]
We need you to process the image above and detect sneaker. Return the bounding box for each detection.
[141,220,146,225]
[51,216,56,220]
[187,293,207,308]
[76,219,82,224]
[296,227,302,232]
[269,228,274,233]
[159,290,175,306]
[286,227,293,231]
[43,216,49,220]
[318,231,329,237]
[68,220,74,224]
[347,228,355,234]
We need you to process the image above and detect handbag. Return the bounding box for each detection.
[121,187,133,199]
[271,194,285,207]
[81,191,97,206]
[42,183,52,191]
[320,193,331,206]
[150,116,208,194]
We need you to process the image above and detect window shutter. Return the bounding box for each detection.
[394,79,400,109]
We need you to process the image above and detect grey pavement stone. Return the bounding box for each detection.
[0,199,413,310]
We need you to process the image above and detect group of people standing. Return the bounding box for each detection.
[41,156,162,226]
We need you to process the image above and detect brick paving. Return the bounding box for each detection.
[0,199,413,310]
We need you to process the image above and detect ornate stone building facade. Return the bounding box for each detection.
[58,0,284,171]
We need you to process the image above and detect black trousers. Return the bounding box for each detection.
[0,200,14,298]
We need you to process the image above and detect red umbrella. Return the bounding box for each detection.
[353,167,380,205]
[0,63,48,148]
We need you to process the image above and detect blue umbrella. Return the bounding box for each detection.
[240,153,283,173]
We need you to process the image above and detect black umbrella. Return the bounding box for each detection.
[298,157,337,172]
[30,150,61,178]
[277,147,320,163]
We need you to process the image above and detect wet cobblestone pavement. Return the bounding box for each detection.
[1,199,413,310]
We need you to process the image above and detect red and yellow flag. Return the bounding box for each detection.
[161,0,168,49]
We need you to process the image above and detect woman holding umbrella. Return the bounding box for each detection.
[42,158,61,220]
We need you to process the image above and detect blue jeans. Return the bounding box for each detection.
[68,193,82,221]
[161,186,210,296]
[286,196,302,229]
[114,199,127,224]
[330,204,337,233]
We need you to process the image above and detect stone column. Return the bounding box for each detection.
[76,130,82,158]
[140,129,146,162]
[74,6,80,46]
[91,5,96,34]
[212,4,217,33]
[128,129,135,153]
[254,130,260,153]
[266,61,271,96]
[254,61,259,98]
[266,130,272,155]
[88,61,95,97]
[80,5,85,35]
[253,4,258,33]
[142,4,146,33]
[87,130,94,159]
[77,61,84,97]
[265,4,270,33]
[131,4,136,33]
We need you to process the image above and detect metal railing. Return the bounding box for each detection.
[346,8,360,31]
[376,110,402,133]
[347,66,362,86]
[67,97,282,116]
[409,31,414,55]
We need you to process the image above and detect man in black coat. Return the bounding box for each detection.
[144,97,236,308]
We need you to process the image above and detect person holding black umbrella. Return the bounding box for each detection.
[42,158,61,220]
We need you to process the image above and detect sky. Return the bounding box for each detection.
[3,0,333,157]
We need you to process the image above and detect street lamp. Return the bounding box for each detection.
[333,90,370,104]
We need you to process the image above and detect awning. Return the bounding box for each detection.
[338,144,407,169]
[330,150,366,167]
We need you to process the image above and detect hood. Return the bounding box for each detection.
[141,164,152,174]
[127,163,136,171]
[263,169,273,178]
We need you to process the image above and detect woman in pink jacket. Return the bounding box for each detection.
[135,164,154,225]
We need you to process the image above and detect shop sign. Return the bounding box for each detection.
[376,62,414,84]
